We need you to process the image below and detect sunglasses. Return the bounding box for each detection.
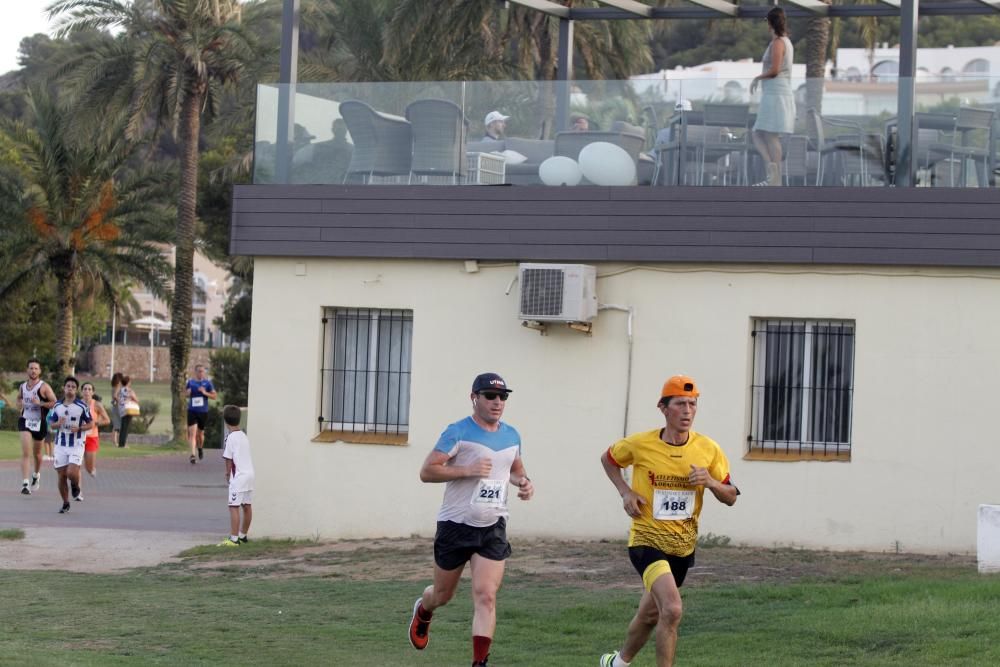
[478,391,509,401]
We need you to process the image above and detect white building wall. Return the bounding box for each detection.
[248,258,1000,553]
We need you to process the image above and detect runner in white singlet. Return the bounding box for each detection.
[16,358,57,495]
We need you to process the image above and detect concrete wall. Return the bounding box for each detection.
[246,257,1000,554]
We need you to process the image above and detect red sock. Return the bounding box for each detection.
[473,635,492,662]
[417,602,433,621]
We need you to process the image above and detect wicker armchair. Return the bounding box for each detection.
[339,100,412,183]
[405,99,467,184]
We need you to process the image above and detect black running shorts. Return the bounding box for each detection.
[17,417,48,441]
[628,545,695,588]
[433,518,512,571]
[187,411,208,430]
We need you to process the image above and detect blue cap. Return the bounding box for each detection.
[472,372,512,394]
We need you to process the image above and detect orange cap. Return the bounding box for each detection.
[660,375,699,399]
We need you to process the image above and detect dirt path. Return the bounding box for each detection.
[0,527,218,573]
[0,529,977,583]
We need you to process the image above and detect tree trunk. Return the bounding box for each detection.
[54,267,76,379]
[170,88,203,442]
[803,13,831,141]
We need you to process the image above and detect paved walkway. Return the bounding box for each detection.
[0,451,226,571]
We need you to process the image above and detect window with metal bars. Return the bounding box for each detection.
[319,308,412,437]
[748,319,855,459]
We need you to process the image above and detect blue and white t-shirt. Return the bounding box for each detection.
[48,400,92,448]
[434,416,522,527]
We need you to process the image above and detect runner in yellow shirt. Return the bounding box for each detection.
[599,375,739,667]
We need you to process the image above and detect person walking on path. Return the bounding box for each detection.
[80,382,111,480]
[186,364,218,464]
[408,372,534,667]
[48,376,92,513]
[109,373,123,447]
[599,375,739,667]
[16,358,57,495]
[116,376,139,449]
[750,6,795,186]
[218,405,254,547]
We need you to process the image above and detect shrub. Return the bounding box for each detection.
[130,399,160,435]
[203,404,225,448]
[210,348,250,406]
[0,404,18,431]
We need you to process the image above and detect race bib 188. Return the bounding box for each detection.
[652,489,696,521]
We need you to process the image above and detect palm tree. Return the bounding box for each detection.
[49,0,259,440]
[803,6,832,119]
[0,88,173,378]
[386,0,652,82]
[803,1,881,121]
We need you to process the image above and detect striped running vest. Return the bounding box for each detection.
[49,400,92,448]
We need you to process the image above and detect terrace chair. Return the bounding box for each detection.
[782,135,809,186]
[697,104,750,185]
[339,100,412,184]
[810,109,881,186]
[924,106,995,187]
[404,99,467,184]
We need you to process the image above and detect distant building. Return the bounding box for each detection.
[88,248,236,380]
[631,45,1000,116]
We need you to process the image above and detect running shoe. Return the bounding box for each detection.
[408,598,431,650]
[73,493,84,502]
[600,651,622,667]
[31,473,40,490]
[21,484,30,495]
[238,536,248,544]
[198,448,204,460]
[472,658,489,667]
[59,502,71,514]
[190,455,197,465]
[216,539,239,547]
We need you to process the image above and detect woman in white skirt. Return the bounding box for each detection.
[750,7,795,186]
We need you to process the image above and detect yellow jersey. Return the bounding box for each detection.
[607,428,732,557]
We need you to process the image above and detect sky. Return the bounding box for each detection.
[0,1,56,76]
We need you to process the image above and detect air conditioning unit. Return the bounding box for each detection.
[518,263,597,323]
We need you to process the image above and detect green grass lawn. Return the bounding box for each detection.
[0,430,181,461]
[0,541,998,666]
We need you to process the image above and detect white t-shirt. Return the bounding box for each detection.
[223,429,255,493]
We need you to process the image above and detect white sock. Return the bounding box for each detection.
[614,655,630,667]
[23,479,29,486]
[238,533,247,539]
[230,535,239,543]
[32,472,39,479]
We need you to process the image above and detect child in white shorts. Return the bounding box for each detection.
[219,405,254,547]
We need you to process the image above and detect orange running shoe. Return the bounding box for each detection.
[408,598,431,650]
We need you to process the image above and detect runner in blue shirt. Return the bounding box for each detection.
[408,372,534,667]
[185,364,218,464]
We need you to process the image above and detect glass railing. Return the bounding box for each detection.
[253,77,1000,188]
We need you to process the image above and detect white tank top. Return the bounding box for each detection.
[20,380,46,420]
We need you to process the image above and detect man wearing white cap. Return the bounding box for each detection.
[483,111,509,140]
